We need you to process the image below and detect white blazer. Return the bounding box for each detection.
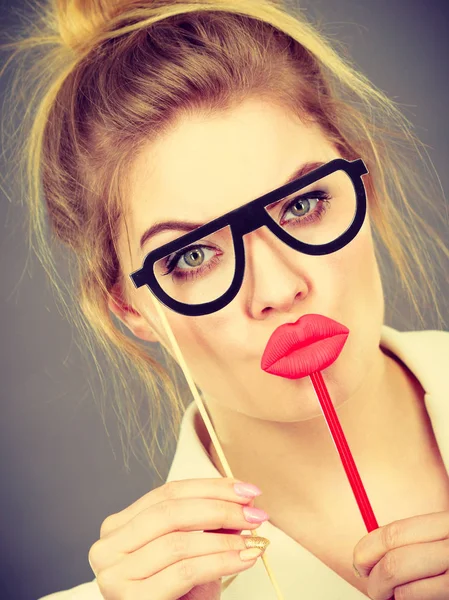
[39,325,449,599]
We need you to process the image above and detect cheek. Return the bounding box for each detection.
[327,224,384,383]
[162,303,258,394]
[163,312,228,369]
[331,218,381,297]
[354,223,383,299]
[325,222,384,358]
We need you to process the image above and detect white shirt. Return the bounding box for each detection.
[39,325,449,599]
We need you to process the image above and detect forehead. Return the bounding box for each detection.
[126,99,339,234]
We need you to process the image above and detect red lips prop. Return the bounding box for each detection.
[261,313,379,532]
[261,313,349,379]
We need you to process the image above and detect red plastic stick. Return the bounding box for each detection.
[310,370,378,532]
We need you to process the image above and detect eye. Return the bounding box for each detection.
[287,197,317,218]
[163,244,217,275]
[181,247,205,268]
[280,190,330,224]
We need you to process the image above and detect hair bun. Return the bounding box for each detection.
[54,1,285,55]
[55,0,128,54]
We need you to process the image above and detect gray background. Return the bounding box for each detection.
[1,1,448,599]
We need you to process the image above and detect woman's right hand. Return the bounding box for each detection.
[88,477,270,600]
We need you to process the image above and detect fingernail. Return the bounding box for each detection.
[240,547,263,561]
[353,563,361,578]
[234,482,262,498]
[243,506,269,523]
[242,536,270,551]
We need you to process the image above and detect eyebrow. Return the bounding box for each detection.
[139,160,326,250]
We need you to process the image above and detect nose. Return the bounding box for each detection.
[242,227,311,319]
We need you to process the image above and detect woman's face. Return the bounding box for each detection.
[117,98,385,422]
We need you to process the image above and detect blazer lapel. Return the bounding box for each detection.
[379,325,449,474]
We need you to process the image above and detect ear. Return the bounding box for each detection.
[108,282,160,344]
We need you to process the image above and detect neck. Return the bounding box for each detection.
[202,348,429,518]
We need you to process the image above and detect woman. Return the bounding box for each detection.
[3,0,449,598]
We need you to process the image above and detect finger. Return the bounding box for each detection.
[205,496,257,535]
[99,478,259,538]
[392,569,449,600]
[112,530,270,580]
[353,511,449,577]
[90,498,269,573]
[365,540,449,600]
[131,548,265,600]
[112,497,267,552]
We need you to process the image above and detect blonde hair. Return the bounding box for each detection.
[1,0,448,475]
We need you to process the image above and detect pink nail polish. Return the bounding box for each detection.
[243,506,269,523]
[234,482,262,498]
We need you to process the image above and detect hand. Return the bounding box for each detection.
[352,511,449,599]
[88,477,269,600]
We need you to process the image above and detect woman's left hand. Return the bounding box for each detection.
[352,510,449,599]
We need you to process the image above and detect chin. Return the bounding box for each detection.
[295,362,361,417]
[247,376,343,423]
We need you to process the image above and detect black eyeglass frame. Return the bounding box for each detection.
[130,157,369,317]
